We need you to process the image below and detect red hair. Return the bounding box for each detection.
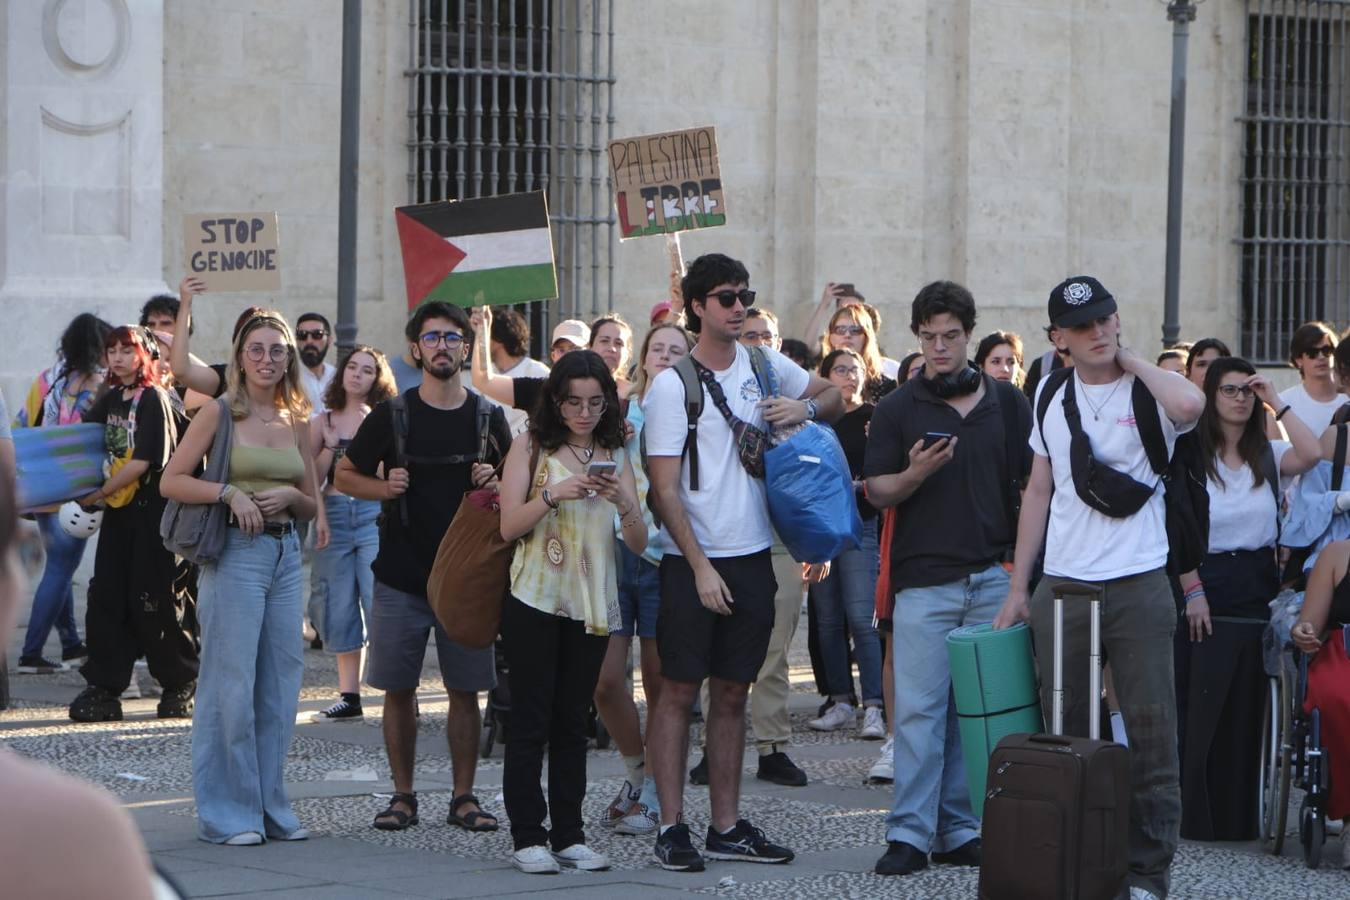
[104,325,157,388]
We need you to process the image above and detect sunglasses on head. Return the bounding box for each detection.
[704,288,756,309]
[1305,345,1335,358]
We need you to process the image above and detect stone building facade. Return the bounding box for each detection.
[0,0,1312,401]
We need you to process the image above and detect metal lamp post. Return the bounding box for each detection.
[1160,0,1204,349]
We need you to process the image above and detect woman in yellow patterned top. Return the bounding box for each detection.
[498,349,646,874]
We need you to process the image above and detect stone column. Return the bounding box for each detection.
[0,0,167,390]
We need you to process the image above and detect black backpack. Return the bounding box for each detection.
[387,388,502,527]
[1036,368,1209,575]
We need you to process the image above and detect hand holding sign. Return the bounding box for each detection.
[183,212,281,292]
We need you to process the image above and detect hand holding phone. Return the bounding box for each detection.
[922,432,953,450]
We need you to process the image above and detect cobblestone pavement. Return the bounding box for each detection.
[4,603,1349,898]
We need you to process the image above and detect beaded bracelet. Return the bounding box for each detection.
[1183,587,1206,604]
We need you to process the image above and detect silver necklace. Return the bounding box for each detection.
[1080,376,1123,421]
[565,440,595,465]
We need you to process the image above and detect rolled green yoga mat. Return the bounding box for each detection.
[946,622,1043,817]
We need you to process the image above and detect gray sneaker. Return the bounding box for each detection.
[615,801,658,835]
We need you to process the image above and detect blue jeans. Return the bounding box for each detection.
[810,517,882,705]
[21,512,87,658]
[192,528,305,842]
[312,494,379,653]
[885,563,1009,852]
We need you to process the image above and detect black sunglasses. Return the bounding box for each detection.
[296,329,327,341]
[704,288,756,309]
[1305,345,1335,358]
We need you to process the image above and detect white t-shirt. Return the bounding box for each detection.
[643,343,810,558]
[881,356,901,381]
[300,362,337,412]
[1206,442,1289,553]
[494,355,550,436]
[1278,383,1344,437]
[1031,372,1196,581]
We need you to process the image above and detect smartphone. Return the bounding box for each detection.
[586,460,617,478]
[922,432,953,450]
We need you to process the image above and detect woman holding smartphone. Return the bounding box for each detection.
[497,350,646,874]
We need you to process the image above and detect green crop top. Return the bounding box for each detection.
[230,444,306,496]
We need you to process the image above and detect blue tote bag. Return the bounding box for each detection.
[750,348,862,564]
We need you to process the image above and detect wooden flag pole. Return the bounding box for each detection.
[666,232,685,319]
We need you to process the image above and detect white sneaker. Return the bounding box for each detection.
[615,801,659,835]
[552,843,610,870]
[121,679,142,700]
[224,831,264,846]
[1128,888,1159,900]
[868,736,895,783]
[512,845,561,874]
[860,706,887,740]
[807,701,855,732]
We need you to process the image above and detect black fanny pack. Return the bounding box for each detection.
[1062,376,1157,518]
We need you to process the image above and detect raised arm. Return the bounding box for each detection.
[170,276,224,397]
[1119,346,1204,426]
[468,305,517,405]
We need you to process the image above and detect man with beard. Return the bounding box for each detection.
[335,301,511,834]
[296,312,337,410]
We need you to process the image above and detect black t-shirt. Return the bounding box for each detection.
[345,388,512,596]
[863,375,1032,591]
[831,404,877,520]
[84,384,181,495]
[1022,351,1065,402]
[513,376,546,416]
[209,363,228,399]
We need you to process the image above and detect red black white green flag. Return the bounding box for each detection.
[394,191,558,309]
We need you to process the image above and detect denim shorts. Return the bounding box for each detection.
[367,580,496,693]
[312,494,380,653]
[615,540,660,639]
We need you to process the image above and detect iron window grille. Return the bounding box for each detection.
[407,0,615,356]
[1240,0,1350,364]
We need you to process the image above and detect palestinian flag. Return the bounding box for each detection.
[395,191,558,309]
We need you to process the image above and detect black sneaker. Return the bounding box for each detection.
[704,819,794,864]
[689,754,709,786]
[931,837,981,866]
[311,697,364,723]
[16,655,66,674]
[157,683,196,719]
[756,751,807,786]
[875,840,929,876]
[70,686,123,722]
[61,643,89,663]
[654,823,705,871]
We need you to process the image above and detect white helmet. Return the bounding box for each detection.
[59,502,103,539]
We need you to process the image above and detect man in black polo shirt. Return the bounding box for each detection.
[863,281,1031,877]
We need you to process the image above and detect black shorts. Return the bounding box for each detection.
[656,550,777,685]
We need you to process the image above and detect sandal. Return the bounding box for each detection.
[448,793,499,832]
[372,792,419,831]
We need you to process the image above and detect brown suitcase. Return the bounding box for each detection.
[978,581,1130,900]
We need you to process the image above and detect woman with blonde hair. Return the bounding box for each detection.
[308,345,396,722]
[162,310,319,845]
[594,321,693,835]
[821,305,896,403]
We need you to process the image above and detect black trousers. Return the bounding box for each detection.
[81,493,199,693]
[501,596,607,851]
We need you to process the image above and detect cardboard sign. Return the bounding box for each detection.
[608,126,726,240]
[183,212,281,292]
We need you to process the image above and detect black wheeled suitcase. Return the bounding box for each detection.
[978,582,1130,900]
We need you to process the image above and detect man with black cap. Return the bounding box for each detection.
[863,280,1032,877]
[993,276,1204,900]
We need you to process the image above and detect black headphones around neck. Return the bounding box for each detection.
[922,364,982,399]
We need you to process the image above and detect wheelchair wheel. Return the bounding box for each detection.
[1302,800,1325,870]
[1268,668,1295,855]
[1259,678,1280,848]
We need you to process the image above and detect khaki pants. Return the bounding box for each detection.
[700,546,801,755]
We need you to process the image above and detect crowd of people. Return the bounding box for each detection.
[8,257,1350,895]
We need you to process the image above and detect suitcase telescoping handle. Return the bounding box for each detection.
[1052,581,1104,740]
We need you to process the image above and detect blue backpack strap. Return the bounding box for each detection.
[747,345,781,400]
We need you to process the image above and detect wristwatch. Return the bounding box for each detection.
[804,398,818,421]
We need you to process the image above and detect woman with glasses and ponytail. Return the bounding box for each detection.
[161,311,319,846]
[68,325,197,724]
[1175,356,1320,841]
[497,349,646,874]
